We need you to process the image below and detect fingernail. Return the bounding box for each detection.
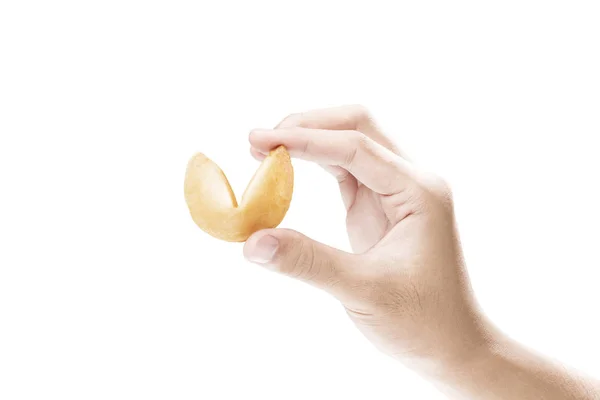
[247,235,279,264]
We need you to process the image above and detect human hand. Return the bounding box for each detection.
[244,105,492,374]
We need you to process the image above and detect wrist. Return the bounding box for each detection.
[419,326,600,399]
[414,328,509,399]
[410,314,508,381]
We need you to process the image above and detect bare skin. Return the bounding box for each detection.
[243,105,600,399]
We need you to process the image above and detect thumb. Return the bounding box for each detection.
[243,228,356,298]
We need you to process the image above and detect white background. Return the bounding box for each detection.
[1,1,599,399]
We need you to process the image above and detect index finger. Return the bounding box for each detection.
[249,127,416,196]
[275,104,406,158]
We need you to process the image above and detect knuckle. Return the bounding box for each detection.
[300,137,311,158]
[415,172,454,208]
[278,112,302,128]
[349,104,382,136]
[285,238,317,280]
[342,130,366,168]
[319,257,342,288]
[430,175,454,204]
[351,130,371,153]
[355,130,371,148]
[349,104,372,121]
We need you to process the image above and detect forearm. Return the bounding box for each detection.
[428,333,600,400]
